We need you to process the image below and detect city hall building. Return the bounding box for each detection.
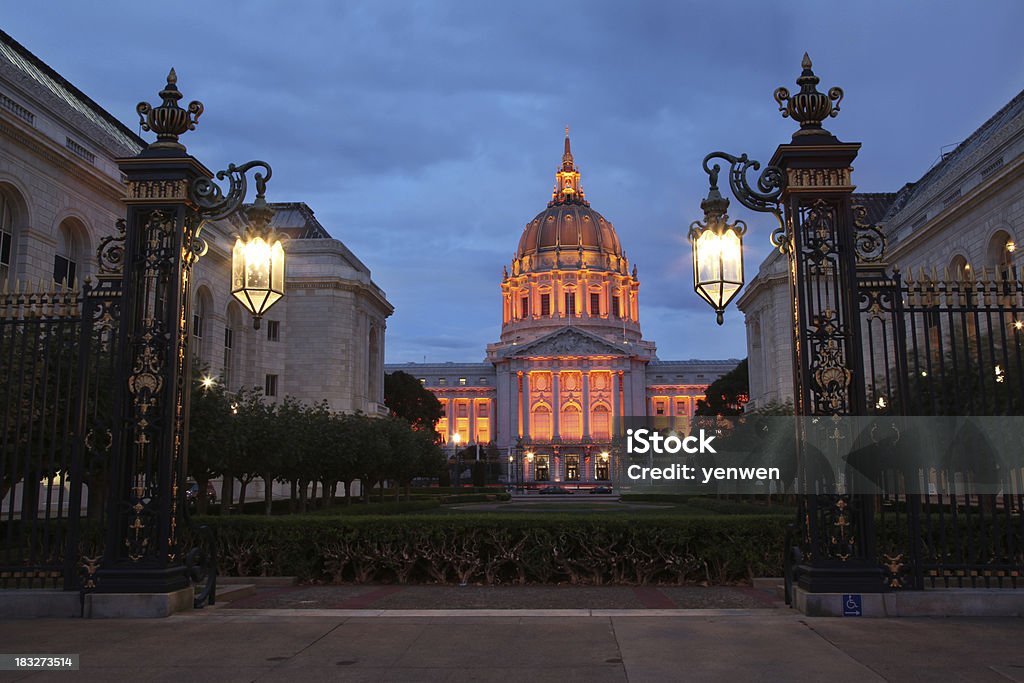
[387,133,737,485]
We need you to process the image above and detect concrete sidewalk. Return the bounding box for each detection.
[2,610,1024,682]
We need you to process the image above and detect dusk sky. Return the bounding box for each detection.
[5,2,1024,363]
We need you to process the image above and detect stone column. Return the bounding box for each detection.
[552,372,560,439]
[582,371,591,439]
[521,373,530,440]
[469,397,477,444]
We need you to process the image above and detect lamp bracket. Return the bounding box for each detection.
[702,152,787,248]
[190,160,273,221]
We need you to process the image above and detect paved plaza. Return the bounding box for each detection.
[2,593,1024,682]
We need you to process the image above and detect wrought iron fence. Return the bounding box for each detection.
[0,277,120,590]
[858,265,1024,588]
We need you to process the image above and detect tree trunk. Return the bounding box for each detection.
[220,474,234,515]
[238,479,249,509]
[289,479,297,513]
[298,479,308,514]
[379,479,386,503]
[264,476,274,516]
[342,480,351,505]
[196,475,210,515]
[310,480,318,507]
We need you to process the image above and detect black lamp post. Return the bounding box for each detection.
[97,70,283,594]
[689,54,887,594]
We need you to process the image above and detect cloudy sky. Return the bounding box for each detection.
[5,2,1024,363]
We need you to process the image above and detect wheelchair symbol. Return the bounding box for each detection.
[843,594,862,616]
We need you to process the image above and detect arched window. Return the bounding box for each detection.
[532,403,552,441]
[0,189,15,284]
[591,404,610,440]
[193,286,213,365]
[54,218,88,287]
[560,403,581,440]
[986,230,1015,280]
[949,254,969,278]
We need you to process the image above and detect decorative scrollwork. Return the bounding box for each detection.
[97,218,127,277]
[190,160,273,221]
[852,204,887,263]
[701,151,785,247]
[883,553,906,589]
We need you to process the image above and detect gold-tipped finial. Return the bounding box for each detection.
[774,53,844,137]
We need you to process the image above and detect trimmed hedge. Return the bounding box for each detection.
[306,500,442,516]
[440,493,511,504]
[192,514,787,585]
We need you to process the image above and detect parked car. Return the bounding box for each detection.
[185,481,217,506]
[538,485,573,495]
[589,485,614,494]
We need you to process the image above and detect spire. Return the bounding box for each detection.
[562,125,574,171]
[550,126,587,206]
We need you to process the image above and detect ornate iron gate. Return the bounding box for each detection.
[0,268,120,590]
[859,265,1024,588]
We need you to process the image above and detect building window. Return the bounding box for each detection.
[520,295,529,318]
[223,326,234,388]
[596,457,610,481]
[654,399,667,416]
[53,255,76,287]
[560,404,581,440]
[477,402,489,417]
[532,404,552,441]
[265,374,278,397]
[419,378,426,385]
[612,295,621,318]
[540,293,551,316]
[590,292,601,316]
[479,377,488,385]
[459,377,467,386]
[267,320,280,341]
[591,405,610,440]
[535,455,550,481]
[0,192,12,283]
[438,378,447,385]
[192,312,204,341]
[54,219,84,287]
[457,402,468,418]
[564,291,576,316]
[565,455,580,481]
[675,399,689,416]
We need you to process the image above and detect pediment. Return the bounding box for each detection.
[509,328,628,358]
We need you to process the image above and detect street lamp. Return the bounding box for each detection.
[687,54,887,595]
[191,161,284,330]
[689,169,746,325]
[98,69,283,596]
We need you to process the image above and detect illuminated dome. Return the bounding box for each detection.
[515,129,622,261]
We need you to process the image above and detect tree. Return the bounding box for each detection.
[384,370,443,432]
[187,364,232,514]
[695,358,749,417]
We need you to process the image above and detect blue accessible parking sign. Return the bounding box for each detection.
[843,594,862,617]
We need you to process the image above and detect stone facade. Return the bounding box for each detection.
[738,88,1024,410]
[0,30,392,418]
[387,132,738,486]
